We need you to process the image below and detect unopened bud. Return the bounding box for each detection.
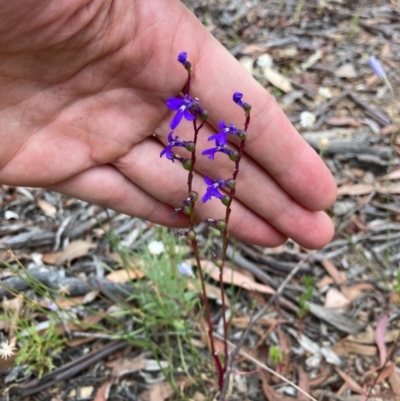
[216,220,227,230]
[182,159,192,171]
[215,259,224,268]
[226,179,236,190]
[183,206,192,215]
[221,196,230,206]
[238,130,247,140]
[187,230,196,240]
[185,141,195,152]
[189,191,198,202]
[229,150,239,162]
[198,108,209,122]
[243,102,252,114]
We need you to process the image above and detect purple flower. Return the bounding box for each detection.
[202,145,235,160]
[166,94,196,130]
[368,56,386,80]
[233,92,245,106]
[47,302,58,312]
[160,131,187,160]
[207,121,239,146]
[177,262,194,277]
[233,92,251,112]
[202,176,228,203]
[178,52,187,64]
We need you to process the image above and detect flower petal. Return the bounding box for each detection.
[167,131,174,142]
[212,188,224,199]
[166,98,184,111]
[170,109,184,130]
[204,176,214,186]
[202,148,216,159]
[183,108,196,121]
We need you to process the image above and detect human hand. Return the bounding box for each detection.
[0,0,336,248]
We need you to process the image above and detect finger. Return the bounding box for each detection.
[114,137,334,249]
[159,1,337,212]
[49,164,189,228]
[155,121,334,249]
[114,138,287,247]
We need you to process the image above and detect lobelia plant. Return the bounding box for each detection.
[160,51,251,393]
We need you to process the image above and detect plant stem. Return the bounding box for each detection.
[186,106,223,386]
[218,113,251,375]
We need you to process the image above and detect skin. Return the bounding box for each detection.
[0,0,337,248]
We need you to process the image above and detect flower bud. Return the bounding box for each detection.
[215,259,224,268]
[216,220,227,230]
[243,102,252,114]
[238,130,247,140]
[229,150,239,162]
[185,141,195,152]
[221,196,230,206]
[197,108,209,122]
[178,52,187,64]
[189,191,198,202]
[182,159,192,170]
[183,206,192,215]
[225,179,236,190]
[187,230,196,240]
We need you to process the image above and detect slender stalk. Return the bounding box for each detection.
[184,92,223,386]
[218,113,251,374]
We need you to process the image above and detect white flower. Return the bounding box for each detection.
[58,284,70,295]
[148,240,165,255]
[300,111,316,128]
[0,340,16,359]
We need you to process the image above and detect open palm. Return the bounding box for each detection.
[0,0,337,248]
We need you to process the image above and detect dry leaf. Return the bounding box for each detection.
[338,184,374,196]
[297,367,310,401]
[348,329,400,344]
[93,381,113,401]
[375,363,395,384]
[332,340,377,356]
[241,44,266,55]
[37,198,57,216]
[204,282,230,306]
[334,367,363,393]
[232,316,279,329]
[334,63,357,78]
[260,373,295,401]
[107,354,147,377]
[324,288,350,309]
[106,268,145,283]
[326,117,360,127]
[262,66,293,93]
[201,260,275,295]
[388,369,400,401]
[340,283,374,302]
[56,240,96,265]
[381,168,400,181]
[375,314,389,366]
[321,260,346,284]
[42,252,60,265]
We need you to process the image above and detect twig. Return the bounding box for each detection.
[218,251,315,401]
